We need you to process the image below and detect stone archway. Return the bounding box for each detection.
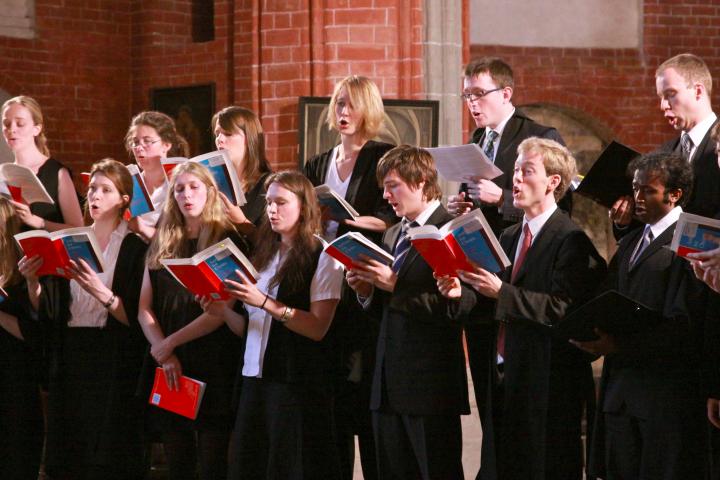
[522,103,617,261]
[0,88,13,164]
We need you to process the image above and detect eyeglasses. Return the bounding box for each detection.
[127,138,161,149]
[460,88,503,102]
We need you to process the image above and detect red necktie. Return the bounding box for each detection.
[498,223,533,358]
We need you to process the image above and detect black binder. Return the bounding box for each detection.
[575,141,640,208]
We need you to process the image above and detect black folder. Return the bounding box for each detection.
[575,141,640,209]
[558,290,661,341]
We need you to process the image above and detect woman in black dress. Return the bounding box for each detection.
[212,106,272,229]
[1,95,83,231]
[138,161,246,480]
[0,197,43,480]
[18,159,149,479]
[223,170,344,480]
[302,75,396,480]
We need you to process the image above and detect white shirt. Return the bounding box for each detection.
[483,107,516,162]
[242,250,344,378]
[684,112,717,162]
[139,178,169,227]
[323,145,353,241]
[68,222,129,328]
[646,205,682,241]
[515,204,558,261]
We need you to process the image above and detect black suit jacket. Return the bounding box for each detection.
[589,221,710,478]
[304,140,397,243]
[486,209,606,480]
[369,205,475,416]
[461,110,565,234]
[659,119,720,218]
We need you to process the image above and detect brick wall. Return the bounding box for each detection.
[0,0,132,175]
[468,0,720,151]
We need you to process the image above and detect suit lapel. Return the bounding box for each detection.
[628,222,675,272]
[384,222,401,255]
[499,223,521,282]
[494,114,521,176]
[511,210,565,284]
[396,205,449,279]
[344,142,375,205]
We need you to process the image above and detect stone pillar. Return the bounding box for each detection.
[422,0,463,199]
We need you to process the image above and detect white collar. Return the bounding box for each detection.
[486,107,516,139]
[405,199,441,227]
[522,203,558,241]
[685,112,717,147]
[647,205,682,240]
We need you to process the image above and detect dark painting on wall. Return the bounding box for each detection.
[151,84,216,157]
[298,97,440,166]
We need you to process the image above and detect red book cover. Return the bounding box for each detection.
[15,235,70,277]
[410,237,473,276]
[163,262,228,300]
[148,367,206,420]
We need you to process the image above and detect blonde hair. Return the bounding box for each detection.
[211,106,271,191]
[516,137,577,201]
[656,53,713,96]
[83,158,133,224]
[1,95,50,156]
[146,162,236,268]
[0,198,23,287]
[376,145,443,202]
[326,75,385,139]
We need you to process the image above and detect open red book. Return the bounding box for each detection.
[407,209,510,277]
[160,238,258,301]
[14,227,106,279]
[148,367,206,420]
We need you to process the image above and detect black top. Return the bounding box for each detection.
[29,157,68,226]
[241,171,271,227]
[145,230,248,430]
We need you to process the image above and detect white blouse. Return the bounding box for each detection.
[242,250,344,378]
[68,222,128,328]
[323,145,352,241]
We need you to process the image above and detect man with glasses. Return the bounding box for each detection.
[447,57,573,480]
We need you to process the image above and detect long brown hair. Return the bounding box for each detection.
[252,171,322,292]
[212,106,271,191]
[83,158,133,224]
[0,198,23,287]
[1,95,50,156]
[124,111,190,158]
[146,162,237,268]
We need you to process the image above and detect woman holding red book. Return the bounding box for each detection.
[124,110,189,241]
[137,161,248,480]
[1,95,83,231]
[212,106,272,229]
[222,170,344,479]
[18,159,149,479]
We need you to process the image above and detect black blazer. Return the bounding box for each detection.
[589,222,710,478]
[659,119,720,218]
[488,209,606,480]
[369,205,475,416]
[461,110,565,234]
[304,140,397,242]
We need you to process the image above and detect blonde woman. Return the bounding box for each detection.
[213,106,272,228]
[18,159,149,479]
[138,161,248,480]
[302,75,397,479]
[1,95,83,231]
[0,197,43,480]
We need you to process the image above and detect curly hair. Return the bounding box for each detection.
[124,111,190,158]
[628,152,694,207]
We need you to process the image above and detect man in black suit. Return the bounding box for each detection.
[446,59,572,479]
[441,138,606,479]
[576,152,708,479]
[611,53,720,227]
[347,145,475,480]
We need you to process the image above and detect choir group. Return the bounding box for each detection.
[1,52,720,480]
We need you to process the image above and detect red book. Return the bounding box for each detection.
[160,238,258,301]
[148,367,206,420]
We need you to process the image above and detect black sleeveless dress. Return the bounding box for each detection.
[29,157,68,226]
